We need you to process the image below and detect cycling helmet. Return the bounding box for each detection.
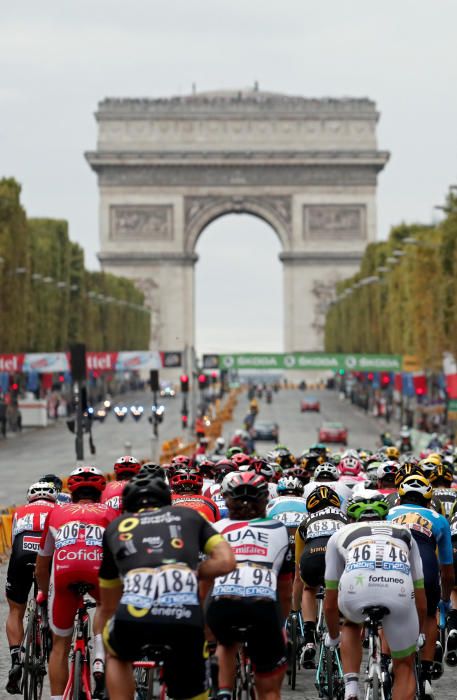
[226,446,243,459]
[306,485,341,513]
[123,474,171,512]
[398,474,433,502]
[113,455,141,476]
[224,471,268,501]
[346,491,389,521]
[231,453,252,471]
[394,462,424,487]
[215,437,225,449]
[420,455,442,476]
[338,456,362,476]
[67,466,106,494]
[429,463,453,486]
[38,474,63,492]
[376,460,399,483]
[385,445,400,460]
[251,459,276,481]
[27,481,58,503]
[276,476,304,496]
[271,446,296,470]
[214,459,236,483]
[171,454,194,468]
[198,458,215,479]
[283,465,311,485]
[314,463,339,482]
[299,451,322,474]
[139,462,166,480]
[169,469,203,494]
[310,443,328,457]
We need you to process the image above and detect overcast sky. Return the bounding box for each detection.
[2,1,456,353]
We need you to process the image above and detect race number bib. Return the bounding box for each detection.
[346,539,410,575]
[272,511,303,528]
[121,565,199,608]
[55,522,105,549]
[212,562,277,600]
[306,518,342,539]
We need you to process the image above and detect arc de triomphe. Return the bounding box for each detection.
[86,89,389,352]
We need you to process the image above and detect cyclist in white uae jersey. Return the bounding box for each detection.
[206,472,293,700]
[324,492,426,700]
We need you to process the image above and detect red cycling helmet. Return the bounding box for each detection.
[67,466,106,494]
[170,469,203,494]
[171,454,194,468]
[113,455,141,476]
[198,459,215,479]
[232,453,252,471]
[214,459,236,483]
[251,458,275,481]
[338,456,362,476]
[224,471,268,501]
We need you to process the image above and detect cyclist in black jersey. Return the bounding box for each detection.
[98,473,235,700]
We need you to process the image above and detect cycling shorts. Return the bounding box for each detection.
[5,536,39,604]
[338,571,419,658]
[416,543,440,617]
[104,617,207,699]
[299,540,327,588]
[206,598,287,676]
[48,563,100,636]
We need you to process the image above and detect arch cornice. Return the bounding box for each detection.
[184,195,292,253]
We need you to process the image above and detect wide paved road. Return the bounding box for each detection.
[0,387,453,698]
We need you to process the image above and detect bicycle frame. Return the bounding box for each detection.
[63,600,93,700]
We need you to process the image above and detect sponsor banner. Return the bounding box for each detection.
[218,353,403,372]
[0,351,166,374]
[160,351,182,368]
[22,353,70,373]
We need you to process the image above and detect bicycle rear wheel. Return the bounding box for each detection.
[325,647,334,699]
[72,650,83,700]
[23,609,44,700]
[289,614,298,690]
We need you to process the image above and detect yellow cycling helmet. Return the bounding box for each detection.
[385,446,400,460]
[398,474,433,501]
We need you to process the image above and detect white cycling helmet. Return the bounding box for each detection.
[314,463,339,482]
[27,481,58,503]
[277,476,304,496]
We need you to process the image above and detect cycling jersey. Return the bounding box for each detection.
[302,480,352,510]
[39,502,118,635]
[100,480,126,513]
[100,505,223,699]
[171,492,220,522]
[325,521,424,658]
[6,499,56,604]
[295,506,348,587]
[267,495,308,530]
[387,504,453,565]
[207,517,291,677]
[203,483,229,518]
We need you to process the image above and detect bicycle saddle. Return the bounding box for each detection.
[68,582,95,597]
[362,605,390,621]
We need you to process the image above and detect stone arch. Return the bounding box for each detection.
[184,195,292,254]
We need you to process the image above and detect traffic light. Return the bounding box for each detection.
[180,374,189,393]
[198,373,208,389]
[149,370,160,392]
[381,373,391,386]
[367,372,374,382]
[181,414,188,429]
[211,371,218,384]
[338,369,345,376]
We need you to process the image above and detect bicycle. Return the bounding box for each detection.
[363,605,389,700]
[133,644,169,700]
[62,583,96,700]
[22,594,51,700]
[286,609,304,690]
[231,626,255,700]
[314,590,344,700]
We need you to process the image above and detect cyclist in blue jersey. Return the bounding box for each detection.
[387,474,454,699]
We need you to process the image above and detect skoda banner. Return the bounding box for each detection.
[218,353,403,372]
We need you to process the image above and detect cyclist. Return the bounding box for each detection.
[303,462,352,510]
[138,462,166,480]
[267,475,307,530]
[98,473,235,700]
[170,468,220,522]
[35,466,117,700]
[293,485,347,666]
[5,481,58,694]
[337,454,364,488]
[430,463,457,518]
[387,474,454,697]
[251,458,279,498]
[38,474,72,504]
[325,491,427,700]
[207,472,293,700]
[203,459,237,518]
[101,455,142,513]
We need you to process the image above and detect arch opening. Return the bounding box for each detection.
[195,213,283,354]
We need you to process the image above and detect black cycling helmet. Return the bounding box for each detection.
[39,474,63,492]
[122,475,171,512]
[224,472,268,501]
[139,462,166,480]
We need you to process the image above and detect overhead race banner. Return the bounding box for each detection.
[218,353,403,372]
[0,351,166,373]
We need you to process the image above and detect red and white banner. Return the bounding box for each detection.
[0,351,166,374]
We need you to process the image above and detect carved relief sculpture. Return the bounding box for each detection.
[110,205,174,241]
